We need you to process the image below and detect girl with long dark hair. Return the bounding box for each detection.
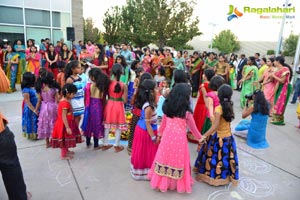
[65,60,84,143]
[127,72,152,155]
[45,43,59,79]
[194,84,238,186]
[236,90,269,148]
[36,72,60,147]
[81,68,110,149]
[92,44,109,75]
[130,79,158,180]
[21,72,39,140]
[148,83,202,193]
[103,64,128,152]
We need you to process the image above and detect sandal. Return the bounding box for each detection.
[102,144,113,151]
[27,191,32,200]
[114,146,124,153]
[61,155,73,160]
[94,146,103,150]
[67,151,75,155]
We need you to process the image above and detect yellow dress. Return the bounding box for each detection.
[297,103,300,118]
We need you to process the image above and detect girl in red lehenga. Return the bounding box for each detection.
[189,69,215,142]
[51,83,78,160]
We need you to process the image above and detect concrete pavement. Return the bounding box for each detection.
[0,85,299,200]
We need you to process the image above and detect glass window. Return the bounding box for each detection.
[0,25,23,33]
[0,6,23,24]
[52,0,70,12]
[52,12,71,28]
[0,0,23,7]
[26,27,50,45]
[53,29,71,48]
[24,0,50,10]
[25,9,50,26]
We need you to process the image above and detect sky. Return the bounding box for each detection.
[83,0,300,42]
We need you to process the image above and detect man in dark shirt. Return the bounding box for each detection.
[0,112,30,200]
[236,54,247,91]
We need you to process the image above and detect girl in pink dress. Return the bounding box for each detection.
[36,72,60,147]
[148,83,202,193]
[103,64,128,152]
[130,79,158,180]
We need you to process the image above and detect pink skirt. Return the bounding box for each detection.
[147,147,194,193]
[130,126,158,180]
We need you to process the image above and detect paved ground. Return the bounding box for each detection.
[0,85,300,200]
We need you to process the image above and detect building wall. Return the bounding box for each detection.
[0,0,83,47]
[72,0,83,43]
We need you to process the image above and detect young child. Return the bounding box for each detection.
[126,60,141,110]
[130,79,159,180]
[81,68,110,149]
[133,67,145,90]
[190,69,215,143]
[148,83,202,193]
[51,84,78,160]
[56,62,66,88]
[201,76,225,133]
[154,67,166,87]
[156,79,171,118]
[21,72,39,140]
[79,64,88,89]
[65,60,84,143]
[229,63,236,89]
[103,63,128,152]
[194,84,239,186]
[127,72,152,155]
[36,72,60,147]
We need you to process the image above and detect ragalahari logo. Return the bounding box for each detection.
[227,5,243,21]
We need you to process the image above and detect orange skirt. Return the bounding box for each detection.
[0,67,10,92]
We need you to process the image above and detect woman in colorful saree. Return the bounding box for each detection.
[190,51,204,97]
[203,52,218,70]
[3,44,19,93]
[26,46,41,77]
[170,50,185,87]
[270,56,292,125]
[14,40,26,84]
[239,56,258,109]
[255,57,276,116]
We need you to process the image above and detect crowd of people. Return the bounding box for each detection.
[0,37,299,198]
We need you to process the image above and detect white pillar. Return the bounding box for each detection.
[275,0,289,56]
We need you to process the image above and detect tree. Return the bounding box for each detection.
[102,0,201,48]
[212,30,240,54]
[103,6,123,44]
[83,18,104,43]
[283,33,298,56]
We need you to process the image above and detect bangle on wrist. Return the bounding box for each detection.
[151,135,157,141]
